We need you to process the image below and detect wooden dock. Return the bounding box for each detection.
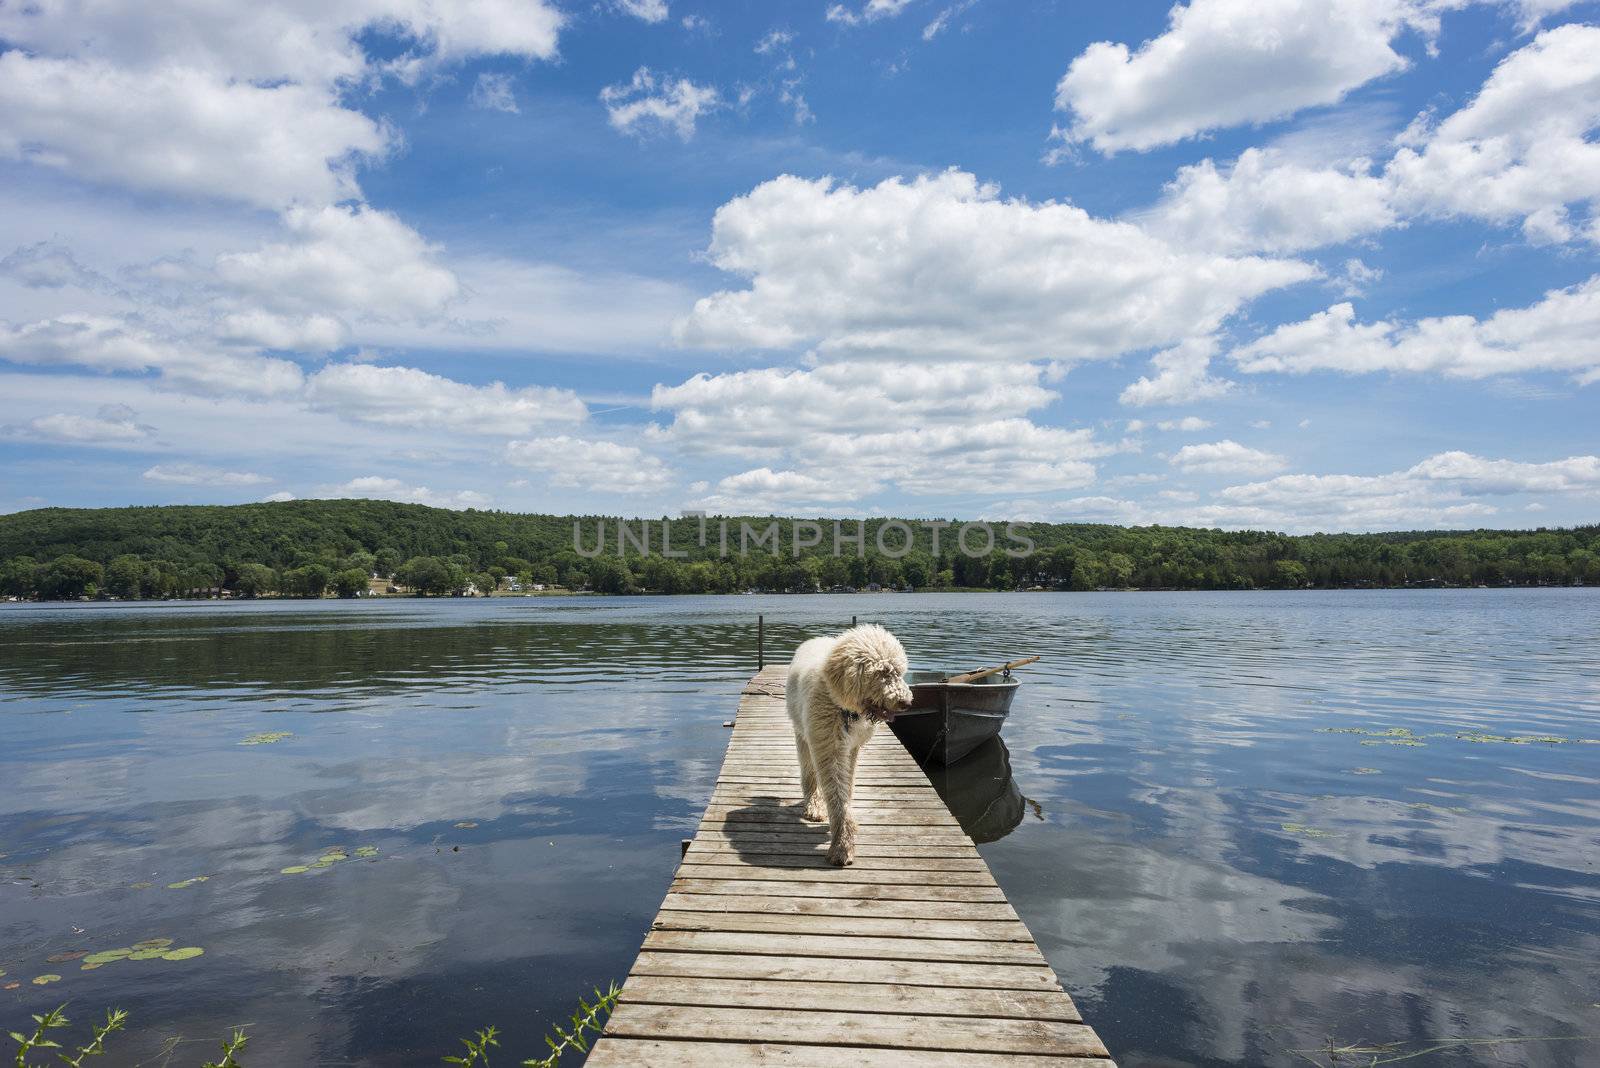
[586,666,1116,1066]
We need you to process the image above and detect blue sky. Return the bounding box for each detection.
[0,0,1597,532]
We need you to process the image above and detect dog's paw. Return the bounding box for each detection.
[826,842,854,867]
[802,802,827,822]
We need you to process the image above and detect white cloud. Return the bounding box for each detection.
[215,205,459,322]
[1170,439,1287,475]
[0,315,305,398]
[1197,451,1600,530]
[650,360,1058,457]
[262,490,296,503]
[693,467,869,513]
[305,363,587,435]
[469,72,520,114]
[1336,257,1385,297]
[0,54,390,211]
[613,0,669,22]
[1406,450,1600,495]
[923,1,976,41]
[677,170,1315,363]
[0,241,119,292]
[218,310,348,354]
[323,476,491,510]
[0,1,563,209]
[1139,148,1397,254]
[504,436,674,494]
[0,1,563,88]
[1054,0,1430,154]
[1157,416,1213,432]
[1387,23,1600,245]
[143,463,272,486]
[1,404,154,444]
[755,30,795,54]
[1119,337,1235,407]
[600,67,720,140]
[1230,275,1600,381]
[826,0,917,26]
[813,420,1106,495]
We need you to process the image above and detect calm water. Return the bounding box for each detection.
[2,592,1598,1066]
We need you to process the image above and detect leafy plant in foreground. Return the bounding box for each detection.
[445,980,621,1067]
[9,1006,126,1067]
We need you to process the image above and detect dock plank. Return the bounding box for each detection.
[587,665,1115,1065]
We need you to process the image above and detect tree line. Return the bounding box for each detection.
[0,499,1595,600]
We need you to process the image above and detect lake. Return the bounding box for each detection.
[2,591,1597,1066]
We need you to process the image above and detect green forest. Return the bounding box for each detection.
[0,499,1596,600]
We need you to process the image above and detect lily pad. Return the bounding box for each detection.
[1361,738,1425,746]
[354,846,379,858]
[132,938,174,950]
[3,981,18,990]
[161,947,204,961]
[80,962,105,971]
[128,949,166,960]
[240,731,293,746]
[167,876,210,889]
[280,865,310,875]
[83,949,132,965]
[129,882,153,890]
[46,951,87,963]
[32,974,62,985]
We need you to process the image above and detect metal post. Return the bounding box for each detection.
[757,614,764,671]
[851,615,857,628]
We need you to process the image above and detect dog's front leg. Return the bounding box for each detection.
[812,714,858,867]
[795,737,825,821]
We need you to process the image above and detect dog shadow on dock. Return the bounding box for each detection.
[718,796,835,869]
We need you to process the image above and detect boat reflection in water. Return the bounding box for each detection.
[920,735,1034,844]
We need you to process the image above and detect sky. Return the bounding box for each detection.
[0,0,1597,533]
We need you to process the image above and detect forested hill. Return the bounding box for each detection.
[1,499,1596,600]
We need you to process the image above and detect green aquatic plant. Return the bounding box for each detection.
[166,876,209,890]
[353,846,379,858]
[199,1028,248,1068]
[443,1026,499,1066]
[29,975,61,986]
[161,948,204,962]
[1360,738,1425,747]
[279,865,309,875]
[1281,823,1339,839]
[7,1007,240,1068]
[445,981,620,1067]
[238,731,292,746]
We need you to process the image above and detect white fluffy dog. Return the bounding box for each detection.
[786,624,913,866]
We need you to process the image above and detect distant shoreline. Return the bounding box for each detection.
[5,582,1593,606]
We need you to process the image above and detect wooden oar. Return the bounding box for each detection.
[945,656,1040,685]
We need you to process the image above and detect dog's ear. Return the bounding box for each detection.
[822,632,872,713]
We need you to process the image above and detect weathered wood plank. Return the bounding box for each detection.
[587,1039,1108,1067]
[674,863,996,886]
[668,878,1008,903]
[658,892,1018,921]
[642,929,1047,965]
[603,1004,1109,1057]
[626,951,1063,991]
[679,852,987,872]
[618,975,1081,1021]
[651,908,1033,941]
